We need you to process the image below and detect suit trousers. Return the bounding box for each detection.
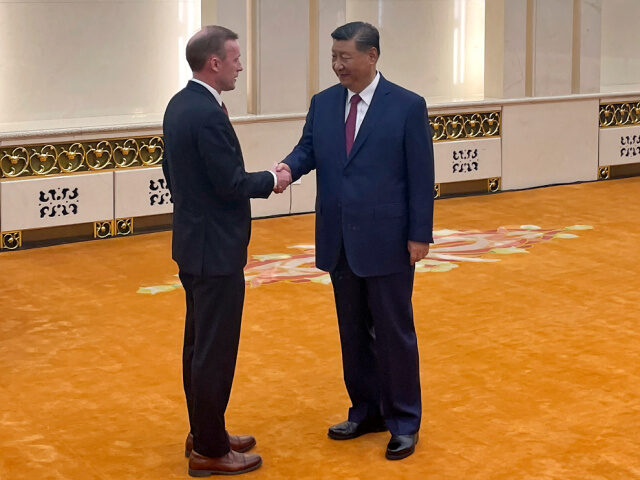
[329,246,422,435]
[179,270,245,458]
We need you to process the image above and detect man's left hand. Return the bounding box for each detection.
[408,240,430,265]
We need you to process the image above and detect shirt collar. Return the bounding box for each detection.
[347,71,380,106]
[190,78,223,107]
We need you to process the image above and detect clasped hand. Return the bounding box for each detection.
[271,163,292,193]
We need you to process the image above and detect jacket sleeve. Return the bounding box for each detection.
[161,127,172,194]
[405,96,435,243]
[197,114,273,200]
[283,95,317,181]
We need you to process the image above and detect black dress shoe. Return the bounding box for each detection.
[386,433,418,460]
[328,418,387,440]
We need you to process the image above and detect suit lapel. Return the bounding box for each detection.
[187,81,244,164]
[345,76,391,167]
[334,87,348,166]
[186,81,221,110]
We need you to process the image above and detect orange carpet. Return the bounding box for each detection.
[1,177,639,480]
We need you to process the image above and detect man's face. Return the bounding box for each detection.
[331,39,377,93]
[215,39,243,91]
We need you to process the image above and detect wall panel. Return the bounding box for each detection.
[0,1,200,124]
[501,99,599,190]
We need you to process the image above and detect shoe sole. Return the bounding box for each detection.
[185,441,256,458]
[188,458,262,477]
[385,446,415,460]
[327,426,388,440]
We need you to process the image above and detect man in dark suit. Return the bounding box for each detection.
[277,22,434,460]
[162,25,290,476]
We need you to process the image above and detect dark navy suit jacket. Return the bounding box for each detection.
[162,81,274,276]
[284,75,435,277]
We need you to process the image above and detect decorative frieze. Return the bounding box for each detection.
[116,218,133,236]
[599,102,640,128]
[94,221,114,239]
[1,231,22,250]
[429,112,501,142]
[0,136,163,179]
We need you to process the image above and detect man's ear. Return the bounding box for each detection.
[209,55,220,72]
[368,47,379,64]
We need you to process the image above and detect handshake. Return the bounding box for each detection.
[270,163,292,194]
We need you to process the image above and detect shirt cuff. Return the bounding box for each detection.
[269,170,278,188]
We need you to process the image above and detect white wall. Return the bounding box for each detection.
[501,99,599,190]
[600,0,640,91]
[346,0,485,102]
[214,0,250,116]
[0,0,200,124]
[257,0,310,114]
[530,0,574,97]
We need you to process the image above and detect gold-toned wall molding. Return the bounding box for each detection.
[598,163,640,180]
[116,218,134,236]
[1,136,164,179]
[599,102,640,128]
[1,231,22,250]
[429,112,501,142]
[598,166,610,180]
[94,221,114,239]
[435,177,502,199]
[488,177,501,193]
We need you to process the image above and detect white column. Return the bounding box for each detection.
[600,0,640,92]
[213,0,250,116]
[530,0,574,97]
[484,0,527,98]
[318,0,347,92]
[572,0,602,94]
[256,0,309,114]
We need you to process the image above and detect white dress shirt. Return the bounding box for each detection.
[190,78,223,106]
[189,79,277,188]
[344,71,381,139]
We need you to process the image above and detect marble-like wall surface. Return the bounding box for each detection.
[573,0,602,94]
[257,0,309,114]
[599,125,640,167]
[346,0,485,103]
[484,0,527,99]
[531,0,573,97]
[501,99,599,190]
[0,0,200,125]
[601,0,640,92]
[0,172,114,231]
[214,0,250,116]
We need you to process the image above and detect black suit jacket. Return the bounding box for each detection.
[162,81,274,276]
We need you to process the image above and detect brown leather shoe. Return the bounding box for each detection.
[185,433,256,457]
[188,449,262,477]
[228,434,256,453]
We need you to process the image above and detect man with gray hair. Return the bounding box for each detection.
[277,21,434,460]
[162,25,290,476]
